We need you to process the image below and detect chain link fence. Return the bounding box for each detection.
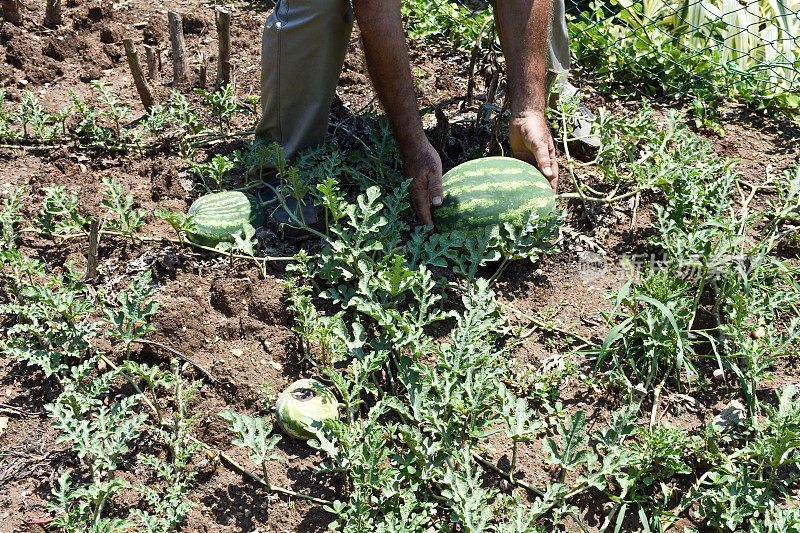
[567,0,800,110]
[404,0,800,112]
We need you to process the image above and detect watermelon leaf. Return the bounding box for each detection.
[498,209,562,261]
[441,447,497,532]
[230,222,257,257]
[37,186,90,241]
[101,176,148,243]
[405,226,463,270]
[316,176,347,225]
[544,411,597,475]
[218,411,281,468]
[498,384,543,443]
[103,270,159,355]
[155,209,196,246]
[451,227,500,281]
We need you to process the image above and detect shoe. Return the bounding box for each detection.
[247,164,277,183]
[548,82,601,162]
[254,182,325,242]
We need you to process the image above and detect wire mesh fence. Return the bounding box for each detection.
[403,0,800,111]
[567,0,800,109]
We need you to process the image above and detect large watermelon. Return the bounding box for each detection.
[186,191,266,247]
[275,379,339,440]
[434,157,555,235]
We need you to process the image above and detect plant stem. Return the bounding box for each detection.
[649,374,667,429]
[186,435,332,505]
[487,257,509,286]
[261,461,272,491]
[597,488,630,533]
[20,227,305,262]
[497,300,599,348]
[556,188,641,204]
[100,354,163,425]
[471,451,544,497]
[510,440,518,478]
[132,339,216,383]
[94,491,110,529]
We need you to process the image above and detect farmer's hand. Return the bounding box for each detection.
[509,111,559,193]
[404,139,443,228]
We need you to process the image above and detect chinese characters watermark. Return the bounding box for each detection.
[576,251,762,284]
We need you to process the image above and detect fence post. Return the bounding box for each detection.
[168,11,188,85]
[44,0,62,27]
[215,7,232,87]
[1,0,24,26]
[123,38,156,110]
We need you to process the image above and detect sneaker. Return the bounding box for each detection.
[548,82,601,162]
[254,182,325,242]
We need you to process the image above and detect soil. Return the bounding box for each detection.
[0,0,799,532]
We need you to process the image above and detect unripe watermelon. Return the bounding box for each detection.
[434,157,555,235]
[275,378,339,440]
[186,191,266,247]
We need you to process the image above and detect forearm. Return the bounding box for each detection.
[353,0,426,153]
[493,0,550,116]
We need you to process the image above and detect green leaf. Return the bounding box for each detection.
[219,411,281,466]
[544,411,596,472]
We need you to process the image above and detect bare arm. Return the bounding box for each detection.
[353,0,443,226]
[494,0,559,191]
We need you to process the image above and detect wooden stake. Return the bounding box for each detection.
[144,45,157,79]
[465,18,491,109]
[123,38,155,110]
[215,7,231,87]
[1,0,23,26]
[44,0,61,27]
[168,11,187,85]
[198,51,207,89]
[87,219,100,283]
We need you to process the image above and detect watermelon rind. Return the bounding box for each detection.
[275,378,339,440]
[434,156,555,236]
[186,191,266,247]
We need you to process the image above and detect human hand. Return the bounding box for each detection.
[404,139,443,228]
[508,111,559,193]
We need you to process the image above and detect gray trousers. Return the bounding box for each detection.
[255,0,571,161]
[548,0,571,84]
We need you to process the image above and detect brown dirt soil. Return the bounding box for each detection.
[0,0,799,532]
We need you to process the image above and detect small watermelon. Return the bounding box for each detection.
[275,379,339,440]
[434,157,556,235]
[186,191,266,247]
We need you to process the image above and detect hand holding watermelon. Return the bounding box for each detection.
[508,111,559,194]
[404,138,443,228]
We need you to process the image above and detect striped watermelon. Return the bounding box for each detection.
[275,379,339,440]
[186,191,265,247]
[434,157,555,235]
